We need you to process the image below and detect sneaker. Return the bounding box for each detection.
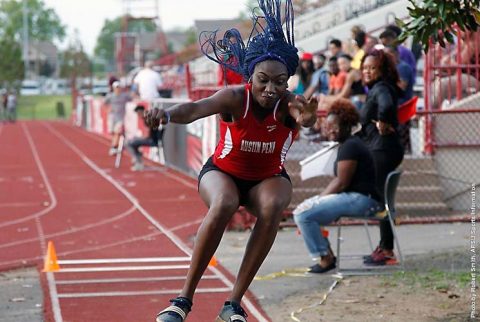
[216,301,248,322]
[364,250,398,266]
[363,246,382,261]
[108,147,117,156]
[156,297,192,322]
[130,162,144,171]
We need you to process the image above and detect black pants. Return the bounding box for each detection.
[126,137,157,162]
[371,149,404,250]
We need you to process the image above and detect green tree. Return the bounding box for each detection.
[0,0,65,42]
[0,31,24,87]
[398,0,480,51]
[94,15,157,68]
[60,31,91,106]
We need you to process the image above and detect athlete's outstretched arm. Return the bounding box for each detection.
[144,86,243,129]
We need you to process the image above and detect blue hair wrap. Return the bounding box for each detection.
[200,0,298,80]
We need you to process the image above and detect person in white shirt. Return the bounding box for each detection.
[133,60,163,100]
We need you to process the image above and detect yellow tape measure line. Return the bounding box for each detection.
[253,268,310,281]
[290,277,342,322]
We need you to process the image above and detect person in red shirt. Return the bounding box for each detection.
[146,1,317,321]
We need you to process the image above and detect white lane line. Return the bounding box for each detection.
[45,123,193,255]
[48,122,269,322]
[56,275,219,285]
[0,124,57,229]
[58,256,191,264]
[0,206,136,250]
[58,287,233,299]
[58,265,190,273]
[0,217,204,267]
[22,123,63,322]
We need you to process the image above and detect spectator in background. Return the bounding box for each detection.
[133,60,163,100]
[351,31,367,70]
[294,99,382,273]
[380,27,417,77]
[108,74,119,93]
[384,45,415,154]
[384,46,414,105]
[327,57,347,95]
[317,54,366,110]
[1,89,7,121]
[105,81,131,156]
[432,30,480,109]
[346,25,364,56]
[126,105,164,171]
[313,53,326,71]
[328,38,344,58]
[364,35,380,54]
[6,90,17,123]
[303,53,329,99]
[288,52,315,95]
[359,49,404,266]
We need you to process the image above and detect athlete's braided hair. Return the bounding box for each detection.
[200,0,298,80]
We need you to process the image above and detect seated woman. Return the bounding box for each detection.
[293,98,383,273]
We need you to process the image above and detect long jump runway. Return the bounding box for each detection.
[0,121,269,322]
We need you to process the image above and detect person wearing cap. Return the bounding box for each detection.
[126,105,164,171]
[104,81,131,155]
[287,51,315,95]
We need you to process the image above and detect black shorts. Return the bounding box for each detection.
[198,156,291,206]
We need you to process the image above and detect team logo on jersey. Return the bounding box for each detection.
[266,125,277,132]
[240,140,276,153]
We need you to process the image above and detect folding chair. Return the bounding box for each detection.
[336,170,405,275]
[154,128,165,165]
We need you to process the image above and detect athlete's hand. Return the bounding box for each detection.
[288,95,318,127]
[144,108,168,129]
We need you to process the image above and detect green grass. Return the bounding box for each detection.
[384,269,471,292]
[17,95,73,120]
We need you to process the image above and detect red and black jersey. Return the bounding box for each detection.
[213,84,298,180]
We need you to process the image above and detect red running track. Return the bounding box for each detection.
[0,121,269,322]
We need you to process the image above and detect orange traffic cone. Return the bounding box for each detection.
[208,256,218,267]
[42,241,60,272]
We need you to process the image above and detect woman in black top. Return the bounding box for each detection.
[360,49,404,265]
[294,99,382,273]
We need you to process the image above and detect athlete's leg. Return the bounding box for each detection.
[229,176,292,302]
[180,171,240,300]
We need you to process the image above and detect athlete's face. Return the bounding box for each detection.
[251,60,289,109]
